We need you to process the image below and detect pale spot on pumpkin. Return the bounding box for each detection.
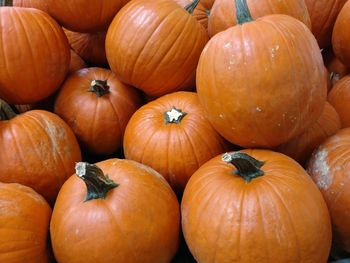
[256,107,262,112]
[309,149,332,190]
[219,114,224,119]
[224,43,231,49]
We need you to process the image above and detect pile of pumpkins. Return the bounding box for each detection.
[1,0,350,262]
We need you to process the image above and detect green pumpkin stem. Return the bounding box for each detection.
[88,80,110,97]
[0,99,17,120]
[185,0,200,14]
[236,0,253,24]
[0,0,12,6]
[222,152,264,182]
[75,162,118,202]
[164,107,187,124]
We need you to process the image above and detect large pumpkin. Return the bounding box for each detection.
[0,183,52,263]
[12,0,48,12]
[54,67,142,155]
[182,150,332,262]
[0,7,70,104]
[208,0,311,37]
[174,0,209,30]
[106,0,208,97]
[307,128,350,252]
[123,91,228,193]
[0,99,82,204]
[51,160,180,263]
[197,0,327,148]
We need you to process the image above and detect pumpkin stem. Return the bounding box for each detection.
[184,0,200,14]
[75,162,118,201]
[164,107,187,124]
[222,152,264,182]
[236,0,253,25]
[0,0,12,6]
[0,99,17,120]
[88,80,110,97]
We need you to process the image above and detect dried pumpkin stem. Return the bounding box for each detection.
[236,0,253,24]
[88,80,110,97]
[0,99,17,120]
[75,162,118,201]
[185,0,200,14]
[222,152,264,182]
[164,107,187,124]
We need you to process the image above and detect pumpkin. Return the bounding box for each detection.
[51,160,180,263]
[106,0,208,98]
[323,48,350,87]
[12,0,48,12]
[276,102,341,165]
[54,67,142,156]
[200,0,215,10]
[305,0,348,49]
[64,29,107,67]
[47,0,130,33]
[0,7,70,104]
[197,0,327,148]
[0,99,82,204]
[123,91,228,193]
[208,0,311,37]
[174,0,209,29]
[332,0,350,68]
[307,128,350,252]
[68,50,87,75]
[328,75,350,128]
[182,150,332,262]
[0,183,52,263]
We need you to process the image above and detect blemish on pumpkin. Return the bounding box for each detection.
[256,107,262,112]
[219,114,224,119]
[224,43,231,49]
[309,149,332,190]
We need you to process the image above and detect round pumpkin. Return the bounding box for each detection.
[0,183,52,263]
[68,50,87,75]
[12,0,48,12]
[123,91,228,193]
[106,0,208,98]
[174,0,209,29]
[0,99,82,204]
[307,128,350,252]
[208,0,311,37]
[323,48,350,88]
[182,150,332,262]
[197,0,327,148]
[54,67,142,155]
[51,160,180,263]
[0,7,70,104]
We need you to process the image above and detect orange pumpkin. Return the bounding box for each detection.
[182,150,332,262]
[54,67,142,155]
[307,128,350,252]
[0,183,52,263]
[197,0,327,148]
[106,0,208,97]
[51,160,180,263]
[0,7,70,104]
[0,99,82,204]
[68,50,87,75]
[123,91,228,193]
[12,0,48,12]
[174,0,209,29]
[323,48,350,88]
[200,0,215,10]
[208,0,311,37]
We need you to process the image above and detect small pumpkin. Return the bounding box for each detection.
[323,48,350,88]
[174,0,209,30]
[68,50,87,75]
[0,183,52,263]
[12,0,48,12]
[51,161,180,263]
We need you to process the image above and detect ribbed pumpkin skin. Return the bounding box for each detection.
[182,149,332,263]
[197,15,327,148]
[54,68,142,155]
[174,0,209,30]
[0,7,70,104]
[51,159,180,263]
[276,102,341,165]
[47,0,130,33]
[68,50,87,75]
[332,1,350,68]
[0,183,52,263]
[328,75,350,128]
[208,0,311,37]
[124,91,228,193]
[12,0,48,12]
[307,128,350,252]
[106,0,209,98]
[305,0,347,49]
[0,110,82,204]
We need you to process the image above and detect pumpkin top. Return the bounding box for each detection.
[236,0,253,24]
[164,107,187,124]
[88,79,110,97]
[0,99,16,120]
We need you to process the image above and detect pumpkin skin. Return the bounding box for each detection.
[305,0,347,49]
[64,29,107,67]
[182,150,332,263]
[12,0,48,12]
[174,0,209,30]
[123,91,228,193]
[106,0,209,98]
[200,0,215,10]
[0,7,70,104]
[197,13,327,148]
[307,128,350,252]
[276,102,341,165]
[323,48,350,88]
[54,67,142,155]
[0,183,52,263]
[208,0,311,37]
[68,50,87,75]
[328,75,350,128]
[50,160,180,263]
[0,107,82,204]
